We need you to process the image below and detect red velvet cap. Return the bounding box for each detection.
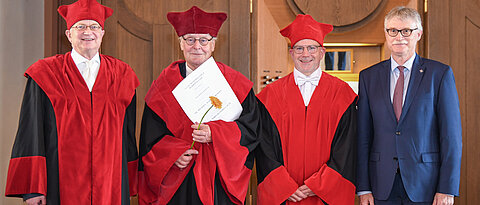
[280,14,333,47]
[167,6,227,37]
[58,0,113,29]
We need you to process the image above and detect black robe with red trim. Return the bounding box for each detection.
[255,72,357,205]
[5,52,139,205]
[138,61,259,205]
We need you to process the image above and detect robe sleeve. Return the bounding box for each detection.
[5,77,48,198]
[254,98,298,205]
[137,103,189,204]
[304,98,357,205]
[207,89,260,204]
[124,93,138,196]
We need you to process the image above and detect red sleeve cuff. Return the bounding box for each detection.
[140,135,192,203]
[304,165,356,205]
[5,156,47,197]
[257,166,298,204]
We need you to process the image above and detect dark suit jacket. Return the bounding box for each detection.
[356,54,462,202]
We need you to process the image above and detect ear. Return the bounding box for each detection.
[319,47,326,54]
[289,49,295,58]
[65,29,72,43]
[210,39,215,52]
[179,40,185,51]
[416,30,423,41]
[319,47,326,58]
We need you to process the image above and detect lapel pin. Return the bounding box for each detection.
[419,69,424,73]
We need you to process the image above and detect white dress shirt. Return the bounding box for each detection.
[293,67,322,106]
[185,62,194,77]
[71,49,100,92]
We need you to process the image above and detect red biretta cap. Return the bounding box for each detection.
[58,0,113,29]
[167,6,227,37]
[280,14,333,47]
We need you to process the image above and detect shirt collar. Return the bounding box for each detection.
[391,53,416,72]
[185,62,195,77]
[293,66,322,85]
[71,49,100,65]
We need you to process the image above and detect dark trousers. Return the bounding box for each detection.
[375,173,432,205]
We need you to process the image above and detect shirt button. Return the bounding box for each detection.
[395,131,401,135]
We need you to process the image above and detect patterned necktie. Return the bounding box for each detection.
[393,66,405,121]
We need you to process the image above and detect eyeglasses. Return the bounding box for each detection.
[292,45,321,54]
[71,24,102,31]
[385,28,418,37]
[182,36,213,46]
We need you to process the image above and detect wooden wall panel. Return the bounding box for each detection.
[115,24,153,139]
[449,0,467,203]
[153,25,180,79]
[44,0,60,57]
[288,0,388,32]
[428,0,480,204]
[124,0,155,24]
[253,0,290,93]
[228,0,251,78]
[351,46,382,73]
[465,18,480,203]
[289,0,383,26]
[426,0,450,63]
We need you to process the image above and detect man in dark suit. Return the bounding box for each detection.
[357,6,462,205]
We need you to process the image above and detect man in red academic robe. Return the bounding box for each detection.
[255,15,358,205]
[4,0,139,204]
[137,6,260,205]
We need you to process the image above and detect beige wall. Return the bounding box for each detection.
[0,0,44,204]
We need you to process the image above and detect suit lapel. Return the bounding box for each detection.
[399,55,425,123]
[380,60,397,122]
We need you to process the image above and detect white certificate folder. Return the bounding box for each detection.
[172,57,243,123]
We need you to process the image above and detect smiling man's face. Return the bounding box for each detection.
[289,39,325,76]
[65,20,105,59]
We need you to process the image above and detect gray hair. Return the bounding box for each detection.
[384,6,423,31]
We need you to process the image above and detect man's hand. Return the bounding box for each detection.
[288,188,308,202]
[191,123,212,144]
[174,149,199,169]
[433,193,454,205]
[298,185,315,197]
[26,195,46,205]
[359,193,375,205]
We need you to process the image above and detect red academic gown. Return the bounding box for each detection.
[256,72,357,205]
[5,52,139,205]
[138,61,259,205]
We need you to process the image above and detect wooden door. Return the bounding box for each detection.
[427,0,480,204]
